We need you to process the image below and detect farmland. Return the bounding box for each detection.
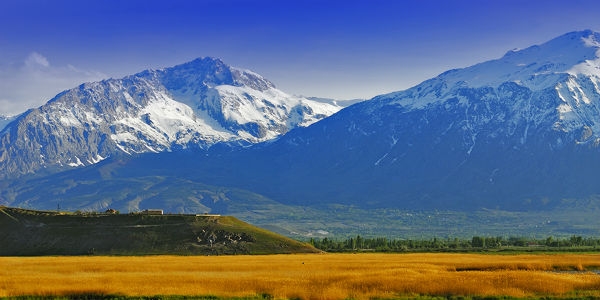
[1,253,600,299]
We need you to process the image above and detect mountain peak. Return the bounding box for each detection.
[0,57,343,178]
[463,30,600,89]
[380,30,600,109]
[159,57,275,92]
[500,29,600,63]
[546,29,599,46]
[176,56,231,74]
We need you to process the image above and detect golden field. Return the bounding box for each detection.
[1,253,600,299]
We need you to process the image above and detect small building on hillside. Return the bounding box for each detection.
[143,209,164,215]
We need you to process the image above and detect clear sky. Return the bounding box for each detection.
[1,0,600,115]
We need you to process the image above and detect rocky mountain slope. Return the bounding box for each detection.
[0,57,344,178]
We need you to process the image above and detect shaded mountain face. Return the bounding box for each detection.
[0,57,344,178]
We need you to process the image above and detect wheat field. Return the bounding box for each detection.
[1,253,600,299]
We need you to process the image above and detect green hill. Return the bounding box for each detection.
[0,206,319,255]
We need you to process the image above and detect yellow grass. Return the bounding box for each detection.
[1,253,600,299]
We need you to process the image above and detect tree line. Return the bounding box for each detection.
[309,235,600,252]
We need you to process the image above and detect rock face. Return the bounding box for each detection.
[0,57,344,178]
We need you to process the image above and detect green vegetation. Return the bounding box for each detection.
[0,206,318,256]
[310,235,600,253]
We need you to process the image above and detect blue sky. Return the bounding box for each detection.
[2,0,600,115]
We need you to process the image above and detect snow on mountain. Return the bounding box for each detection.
[0,115,16,132]
[372,30,600,143]
[200,29,600,211]
[305,96,366,108]
[0,57,344,178]
[5,30,600,215]
[380,30,600,105]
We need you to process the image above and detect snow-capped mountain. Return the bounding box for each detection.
[0,57,345,178]
[5,30,600,218]
[182,30,600,211]
[376,29,600,142]
[0,115,16,132]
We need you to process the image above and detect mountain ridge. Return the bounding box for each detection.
[0,57,346,179]
[166,30,600,212]
[3,30,600,237]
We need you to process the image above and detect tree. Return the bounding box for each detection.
[471,236,485,248]
[570,235,583,247]
[356,235,363,249]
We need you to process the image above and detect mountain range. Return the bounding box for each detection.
[218,29,600,211]
[2,30,600,238]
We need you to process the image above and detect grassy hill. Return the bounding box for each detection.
[0,206,319,255]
